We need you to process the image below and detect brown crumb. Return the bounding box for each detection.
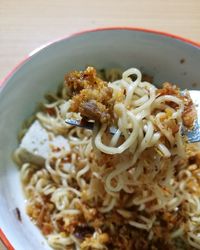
[65,67,114,123]
[142,74,154,83]
[182,91,197,128]
[157,82,197,128]
[180,58,185,64]
[192,82,197,87]
[80,232,110,249]
[157,82,180,97]
[15,207,22,222]
[79,100,111,123]
[44,107,56,116]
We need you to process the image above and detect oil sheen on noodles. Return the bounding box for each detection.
[14,68,200,250]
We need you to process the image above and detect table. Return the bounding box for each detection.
[0,0,200,81]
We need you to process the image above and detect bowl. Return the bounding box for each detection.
[0,27,199,250]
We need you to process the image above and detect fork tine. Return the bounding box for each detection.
[65,119,118,135]
[65,119,94,130]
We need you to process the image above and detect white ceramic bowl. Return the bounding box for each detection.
[0,27,199,250]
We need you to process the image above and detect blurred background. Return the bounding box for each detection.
[0,0,200,80]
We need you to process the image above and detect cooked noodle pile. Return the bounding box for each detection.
[14,67,200,250]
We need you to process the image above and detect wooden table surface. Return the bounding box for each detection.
[0,0,200,81]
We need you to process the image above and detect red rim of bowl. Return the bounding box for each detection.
[0,26,199,250]
[0,229,14,250]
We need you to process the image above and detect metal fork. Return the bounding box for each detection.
[65,90,200,143]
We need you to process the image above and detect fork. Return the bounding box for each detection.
[65,90,200,143]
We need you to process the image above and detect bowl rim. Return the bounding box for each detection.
[0,229,14,250]
[0,26,199,91]
[0,26,199,250]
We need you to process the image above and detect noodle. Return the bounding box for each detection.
[14,67,200,250]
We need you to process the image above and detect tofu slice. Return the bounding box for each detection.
[17,120,70,166]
